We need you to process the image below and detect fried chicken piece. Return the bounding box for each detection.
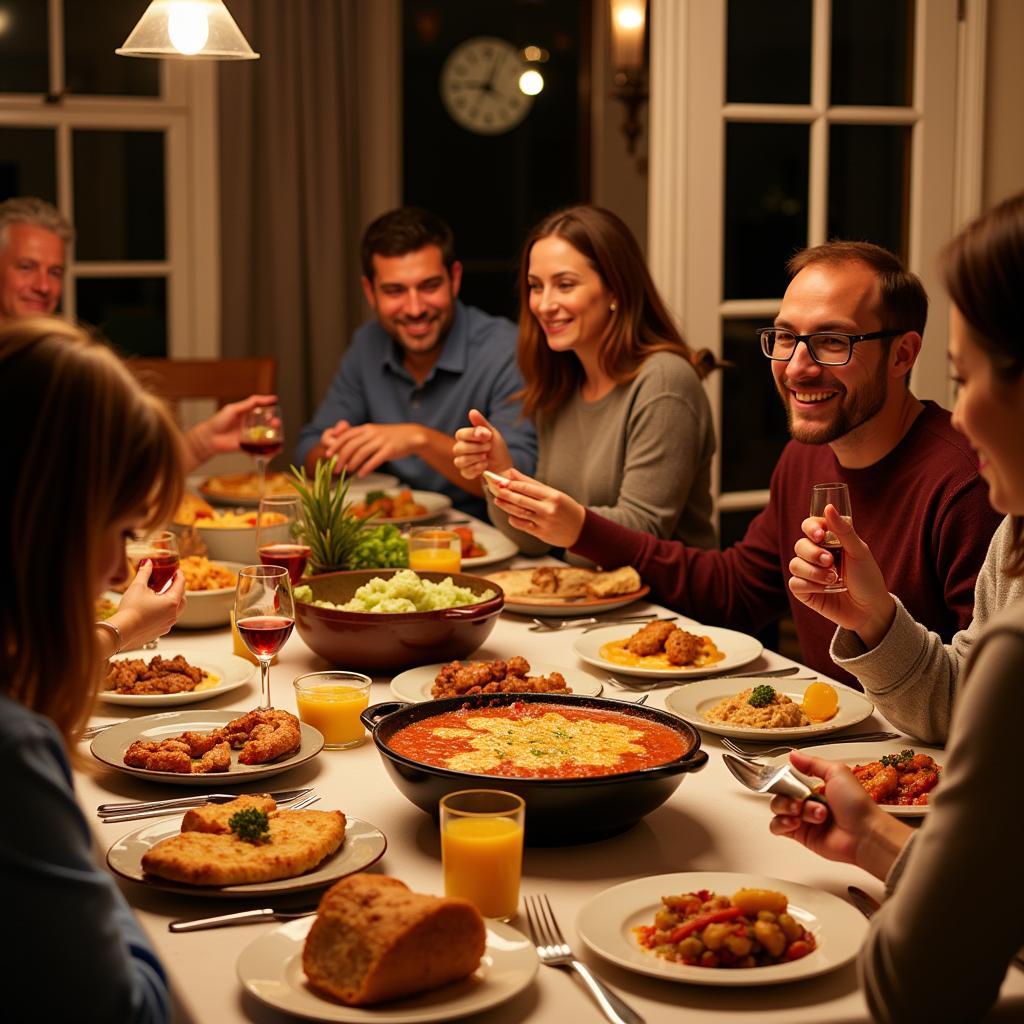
[431,658,571,697]
[104,654,206,695]
[625,620,678,656]
[144,747,195,773]
[124,740,159,767]
[665,628,703,666]
[238,710,301,765]
[180,730,222,757]
[146,656,204,686]
[104,659,147,692]
[191,741,231,774]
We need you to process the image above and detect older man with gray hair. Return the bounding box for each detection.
[0,197,73,323]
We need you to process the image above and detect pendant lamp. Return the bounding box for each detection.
[117,0,259,60]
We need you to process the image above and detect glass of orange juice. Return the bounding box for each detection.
[407,528,462,574]
[293,671,372,749]
[440,789,525,921]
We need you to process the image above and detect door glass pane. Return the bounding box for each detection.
[77,277,167,357]
[831,0,914,106]
[727,0,812,105]
[0,128,56,203]
[64,0,160,96]
[828,125,910,261]
[0,0,49,93]
[721,317,789,492]
[72,130,165,260]
[724,123,809,300]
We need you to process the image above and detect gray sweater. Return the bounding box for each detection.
[487,351,717,559]
[830,516,1024,743]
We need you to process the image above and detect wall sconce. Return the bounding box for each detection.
[609,0,648,155]
[117,0,259,60]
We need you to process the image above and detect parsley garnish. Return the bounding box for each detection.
[879,749,915,768]
[228,807,271,844]
[747,684,776,708]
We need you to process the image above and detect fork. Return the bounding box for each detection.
[523,893,644,1024]
[97,787,315,822]
[720,731,901,759]
[528,613,658,632]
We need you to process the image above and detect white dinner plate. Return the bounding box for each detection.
[107,814,387,898]
[573,623,763,679]
[760,741,943,816]
[343,472,401,495]
[352,489,452,525]
[97,653,255,707]
[389,661,603,703]
[483,568,650,617]
[457,522,519,569]
[664,677,875,740]
[199,471,303,507]
[237,917,538,1022]
[577,871,868,987]
[90,710,324,786]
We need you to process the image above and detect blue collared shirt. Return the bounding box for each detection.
[296,301,537,517]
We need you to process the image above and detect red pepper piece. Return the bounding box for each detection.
[667,906,744,944]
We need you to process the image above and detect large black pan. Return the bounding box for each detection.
[361,692,708,846]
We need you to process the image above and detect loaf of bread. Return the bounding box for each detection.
[302,874,486,1006]
[587,566,641,598]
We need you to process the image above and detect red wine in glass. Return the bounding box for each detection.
[236,615,295,658]
[240,435,284,459]
[259,543,311,585]
[146,551,180,592]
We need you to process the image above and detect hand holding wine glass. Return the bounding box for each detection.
[240,403,284,500]
[257,495,311,584]
[234,565,294,709]
[125,530,181,648]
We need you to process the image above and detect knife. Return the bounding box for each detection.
[847,885,881,919]
[97,787,313,821]
[169,907,318,932]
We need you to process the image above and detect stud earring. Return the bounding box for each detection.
[610,303,617,313]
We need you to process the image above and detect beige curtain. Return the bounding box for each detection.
[217,0,399,454]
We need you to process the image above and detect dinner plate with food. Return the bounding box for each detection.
[449,522,519,569]
[484,565,649,616]
[97,652,255,707]
[389,657,602,703]
[199,471,302,507]
[577,871,868,986]
[665,677,875,740]
[349,488,452,524]
[757,741,943,816]
[573,620,763,678]
[107,795,387,897]
[91,708,324,785]
[237,873,538,1022]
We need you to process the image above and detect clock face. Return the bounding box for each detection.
[440,37,534,135]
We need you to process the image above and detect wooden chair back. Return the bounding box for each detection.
[125,357,276,410]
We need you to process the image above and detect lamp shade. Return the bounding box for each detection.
[117,0,259,60]
[609,0,646,72]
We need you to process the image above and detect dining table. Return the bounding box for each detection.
[76,529,1024,1024]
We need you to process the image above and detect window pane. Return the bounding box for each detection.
[721,317,790,492]
[64,0,160,96]
[72,130,165,260]
[727,0,812,105]
[724,123,809,299]
[831,0,914,106]
[0,128,56,203]
[0,0,49,93]
[77,277,167,357]
[828,125,910,261]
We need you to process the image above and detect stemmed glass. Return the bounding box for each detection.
[810,482,852,592]
[239,403,284,501]
[125,530,180,649]
[233,565,295,709]
[257,495,311,585]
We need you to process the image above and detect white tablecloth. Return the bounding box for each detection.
[77,557,1024,1023]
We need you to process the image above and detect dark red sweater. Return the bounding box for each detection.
[572,402,1002,686]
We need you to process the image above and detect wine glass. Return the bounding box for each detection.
[125,530,180,648]
[233,565,295,709]
[809,482,852,592]
[239,403,284,501]
[257,495,311,585]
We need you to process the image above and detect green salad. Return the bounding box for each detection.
[294,569,496,613]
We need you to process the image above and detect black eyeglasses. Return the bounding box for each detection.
[758,328,906,366]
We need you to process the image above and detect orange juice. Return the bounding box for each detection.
[408,546,462,573]
[442,816,523,919]
[294,684,369,747]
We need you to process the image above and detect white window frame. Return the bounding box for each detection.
[0,0,219,359]
[648,0,984,523]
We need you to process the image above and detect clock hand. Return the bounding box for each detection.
[482,53,506,93]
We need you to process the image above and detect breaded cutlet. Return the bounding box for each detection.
[181,794,277,833]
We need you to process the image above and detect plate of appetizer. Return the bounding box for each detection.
[349,489,451,525]
[576,871,867,986]
[485,565,648,616]
[757,741,943,816]
[237,878,538,1022]
[574,621,763,678]
[198,471,301,507]
[389,657,602,703]
[665,677,875,740]
[90,708,324,785]
[97,652,255,707]
[107,798,387,897]
[449,522,519,569]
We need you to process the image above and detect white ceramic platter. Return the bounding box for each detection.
[97,653,255,708]
[353,489,452,525]
[389,661,602,703]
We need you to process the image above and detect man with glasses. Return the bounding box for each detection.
[559,241,1002,685]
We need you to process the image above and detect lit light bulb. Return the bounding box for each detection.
[167,2,210,55]
[615,6,644,30]
[519,69,544,96]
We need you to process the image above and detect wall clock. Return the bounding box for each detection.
[439,36,533,135]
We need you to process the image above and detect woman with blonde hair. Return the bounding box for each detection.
[1,317,186,1020]
[454,205,718,554]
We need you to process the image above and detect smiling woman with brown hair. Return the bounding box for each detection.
[0,317,186,1021]
[453,204,720,557]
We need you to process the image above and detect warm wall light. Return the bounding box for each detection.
[519,69,545,96]
[117,0,259,60]
[609,0,648,155]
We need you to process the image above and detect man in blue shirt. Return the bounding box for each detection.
[296,208,536,517]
